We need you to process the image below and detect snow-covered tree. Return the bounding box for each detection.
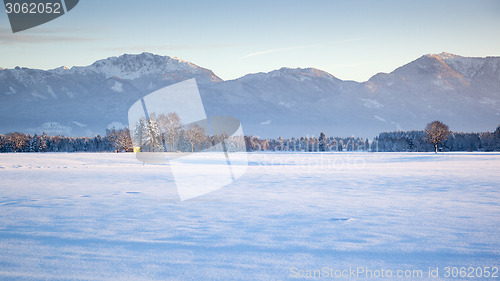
[495,125,500,151]
[318,132,327,152]
[144,117,162,152]
[106,128,132,152]
[133,118,147,150]
[6,132,28,152]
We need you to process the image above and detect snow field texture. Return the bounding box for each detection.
[0,152,499,280]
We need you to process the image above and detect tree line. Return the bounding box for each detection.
[0,129,132,153]
[244,134,370,152]
[1,120,499,153]
[373,124,500,152]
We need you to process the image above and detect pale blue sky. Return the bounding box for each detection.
[1,0,499,81]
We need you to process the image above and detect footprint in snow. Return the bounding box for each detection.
[330,218,354,222]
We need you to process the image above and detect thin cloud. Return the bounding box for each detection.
[0,28,97,45]
[240,38,364,59]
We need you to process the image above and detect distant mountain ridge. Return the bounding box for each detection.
[0,52,499,137]
[48,52,222,83]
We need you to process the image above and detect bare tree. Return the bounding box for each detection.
[185,124,206,152]
[425,121,450,153]
[157,113,181,152]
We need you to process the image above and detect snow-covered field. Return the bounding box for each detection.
[0,152,499,280]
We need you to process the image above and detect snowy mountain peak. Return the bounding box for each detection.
[427,52,460,60]
[389,52,492,81]
[46,52,223,84]
[425,52,500,79]
[276,67,337,79]
[85,52,218,80]
[240,67,339,82]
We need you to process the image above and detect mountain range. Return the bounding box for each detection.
[0,52,499,138]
